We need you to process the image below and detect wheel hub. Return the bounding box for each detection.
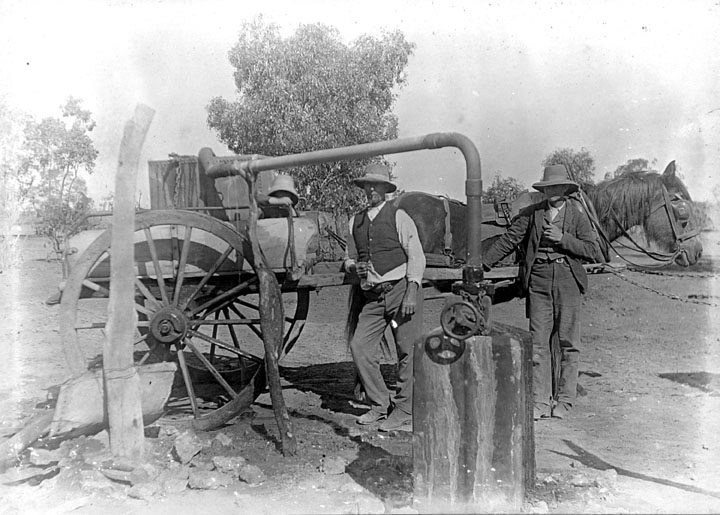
[149,306,188,344]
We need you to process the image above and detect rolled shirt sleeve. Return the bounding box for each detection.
[395,209,426,286]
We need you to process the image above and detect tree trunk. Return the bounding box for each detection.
[413,328,533,512]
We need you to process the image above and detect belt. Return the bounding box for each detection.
[364,279,402,295]
[535,256,566,264]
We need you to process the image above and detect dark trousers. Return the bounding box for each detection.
[527,260,582,406]
[349,279,423,415]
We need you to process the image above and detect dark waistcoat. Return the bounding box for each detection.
[353,203,407,275]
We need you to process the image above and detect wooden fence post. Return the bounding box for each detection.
[104,104,154,459]
[413,327,534,513]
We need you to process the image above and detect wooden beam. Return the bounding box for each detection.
[246,172,296,456]
[104,104,154,459]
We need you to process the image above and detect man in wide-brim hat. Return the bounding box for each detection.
[483,163,599,421]
[344,162,425,432]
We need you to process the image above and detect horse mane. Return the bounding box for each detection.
[584,171,673,231]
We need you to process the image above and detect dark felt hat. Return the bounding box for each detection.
[532,164,579,192]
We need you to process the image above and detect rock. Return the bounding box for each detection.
[528,500,550,514]
[128,482,160,500]
[27,448,57,466]
[355,495,386,514]
[78,469,115,492]
[321,456,347,475]
[339,480,365,493]
[212,455,246,475]
[158,466,190,494]
[129,463,160,485]
[238,464,266,485]
[569,472,593,487]
[172,430,203,464]
[214,433,233,447]
[144,426,161,438]
[191,459,214,471]
[188,469,233,490]
[594,468,618,489]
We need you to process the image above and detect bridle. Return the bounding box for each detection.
[604,184,700,268]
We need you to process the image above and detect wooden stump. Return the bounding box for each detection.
[413,328,533,513]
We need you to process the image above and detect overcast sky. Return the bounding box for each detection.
[1,0,719,204]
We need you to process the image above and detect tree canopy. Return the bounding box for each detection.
[18,97,97,255]
[482,173,525,204]
[542,147,596,185]
[206,17,415,214]
[606,157,658,180]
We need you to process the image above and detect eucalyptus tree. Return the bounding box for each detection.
[18,97,97,257]
[207,17,414,214]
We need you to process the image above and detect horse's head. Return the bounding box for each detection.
[644,161,703,266]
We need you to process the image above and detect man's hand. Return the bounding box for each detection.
[400,281,419,318]
[542,222,563,243]
[351,261,369,278]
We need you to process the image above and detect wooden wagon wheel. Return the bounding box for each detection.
[59,210,310,431]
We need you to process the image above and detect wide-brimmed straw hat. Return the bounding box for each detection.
[353,163,397,193]
[532,164,578,192]
[268,174,299,205]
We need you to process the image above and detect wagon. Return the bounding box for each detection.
[58,133,604,431]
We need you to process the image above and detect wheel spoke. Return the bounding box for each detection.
[144,227,171,306]
[185,340,239,400]
[134,278,161,310]
[232,296,298,324]
[187,329,262,363]
[189,276,258,317]
[228,302,263,339]
[225,308,242,350]
[179,245,235,311]
[191,319,260,326]
[81,278,109,297]
[173,226,193,305]
[175,343,200,418]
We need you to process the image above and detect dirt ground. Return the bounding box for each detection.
[1,231,720,514]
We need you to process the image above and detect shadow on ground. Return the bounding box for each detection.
[280,361,399,415]
[552,439,720,500]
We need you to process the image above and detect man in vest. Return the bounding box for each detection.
[344,163,426,432]
[482,164,599,421]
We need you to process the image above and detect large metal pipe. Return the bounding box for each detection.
[205,132,483,268]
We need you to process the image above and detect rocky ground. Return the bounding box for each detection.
[1,232,720,514]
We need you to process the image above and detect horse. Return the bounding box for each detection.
[581,161,703,267]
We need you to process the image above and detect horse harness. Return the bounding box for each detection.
[608,184,700,267]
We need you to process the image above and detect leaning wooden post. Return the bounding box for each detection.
[245,169,297,456]
[104,103,155,459]
[413,327,534,512]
